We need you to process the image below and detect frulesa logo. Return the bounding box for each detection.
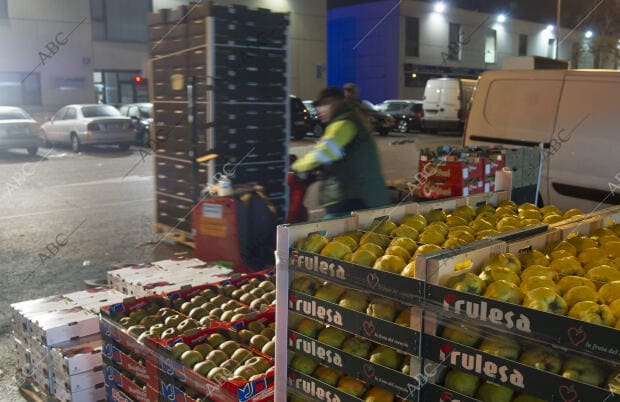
[288,332,344,368]
[439,344,525,388]
[288,372,342,402]
[289,295,344,325]
[442,293,532,333]
[289,250,346,280]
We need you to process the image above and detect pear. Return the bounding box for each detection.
[484,280,524,304]
[369,345,402,369]
[390,225,419,240]
[314,283,345,303]
[444,370,480,397]
[320,241,352,260]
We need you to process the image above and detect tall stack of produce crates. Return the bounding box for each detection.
[147,3,290,246]
[274,192,620,401]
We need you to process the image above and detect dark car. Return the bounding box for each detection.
[302,100,325,137]
[397,101,424,133]
[290,95,309,140]
[119,103,153,146]
[360,100,394,136]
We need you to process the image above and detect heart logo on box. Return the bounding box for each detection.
[367,273,380,289]
[440,344,453,355]
[440,391,453,401]
[288,372,297,380]
[362,363,375,380]
[559,384,578,402]
[362,320,376,337]
[567,326,587,346]
[444,293,456,304]
[288,332,296,342]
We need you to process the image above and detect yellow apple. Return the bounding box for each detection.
[520,265,559,282]
[557,276,597,296]
[564,285,602,309]
[599,281,620,304]
[484,280,524,304]
[520,276,557,293]
[523,287,568,315]
[549,256,585,276]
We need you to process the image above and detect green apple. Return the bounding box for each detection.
[450,272,487,295]
[476,381,514,402]
[180,350,203,368]
[156,307,175,319]
[369,345,401,370]
[230,348,253,363]
[317,327,348,348]
[337,375,366,397]
[177,319,198,333]
[193,360,216,376]
[294,319,324,338]
[561,356,605,387]
[441,323,481,347]
[314,283,345,303]
[161,327,178,339]
[341,337,372,359]
[523,287,568,315]
[172,343,191,359]
[207,367,232,382]
[519,347,562,373]
[249,334,270,350]
[206,349,228,366]
[483,280,524,304]
[139,315,160,328]
[234,364,259,380]
[312,365,341,386]
[193,343,213,357]
[219,340,239,356]
[366,298,397,321]
[127,325,146,338]
[444,369,480,397]
[261,340,275,357]
[246,356,270,373]
[338,290,368,312]
[258,280,275,292]
[479,334,519,360]
[237,329,254,345]
[207,333,227,348]
[164,315,183,328]
[247,321,265,334]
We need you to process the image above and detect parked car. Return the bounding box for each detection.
[290,95,309,140]
[0,107,40,156]
[360,100,394,136]
[41,104,136,152]
[396,101,424,133]
[302,100,325,137]
[119,103,153,146]
[375,100,423,132]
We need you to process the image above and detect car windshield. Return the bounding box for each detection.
[81,105,121,118]
[303,101,316,113]
[361,100,376,111]
[138,105,153,118]
[0,109,31,120]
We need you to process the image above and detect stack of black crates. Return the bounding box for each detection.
[147,2,289,246]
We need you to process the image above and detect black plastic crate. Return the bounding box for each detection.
[214,47,286,73]
[151,36,189,57]
[214,104,285,127]
[147,9,170,26]
[214,138,286,163]
[154,104,207,128]
[156,193,195,233]
[214,80,286,103]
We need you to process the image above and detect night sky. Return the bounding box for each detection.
[327,0,606,29]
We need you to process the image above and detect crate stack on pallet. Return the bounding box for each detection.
[147,3,289,247]
[274,193,620,401]
[10,288,126,401]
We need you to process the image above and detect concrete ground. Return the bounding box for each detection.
[0,131,461,400]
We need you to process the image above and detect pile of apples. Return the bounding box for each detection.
[291,317,410,401]
[288,363,397,402]
[294,201,580,279]
[113,276,276,342]
[291,275,410,326]
[441,322,620,399]
[171,320,275,383]
[449,224,620,329]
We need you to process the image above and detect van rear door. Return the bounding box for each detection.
[545,72,620,209]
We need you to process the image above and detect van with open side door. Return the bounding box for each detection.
[421,78,476,133]
[464,69,620,212]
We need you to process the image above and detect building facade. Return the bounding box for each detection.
[328,0,598,102]
[0,0,326,117]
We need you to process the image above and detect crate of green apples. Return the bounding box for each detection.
[149,311,276,402]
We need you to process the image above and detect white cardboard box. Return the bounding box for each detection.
[31,308,100,346]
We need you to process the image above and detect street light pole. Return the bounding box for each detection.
[556,0,562,59]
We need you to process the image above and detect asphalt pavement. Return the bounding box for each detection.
[0,131,460,400]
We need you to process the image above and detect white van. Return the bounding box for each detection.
[464,69,620,212]
[422,78,476,133]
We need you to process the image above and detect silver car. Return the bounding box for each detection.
[41,104,136,152]
[0,107,40,156]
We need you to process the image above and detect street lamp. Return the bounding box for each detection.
[585,30,593,39]
[546,24,554,32]
[434,2,446,13]
[496,14,506,23]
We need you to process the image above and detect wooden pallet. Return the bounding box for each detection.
[155,222,195,248]
[18,380,53,402]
